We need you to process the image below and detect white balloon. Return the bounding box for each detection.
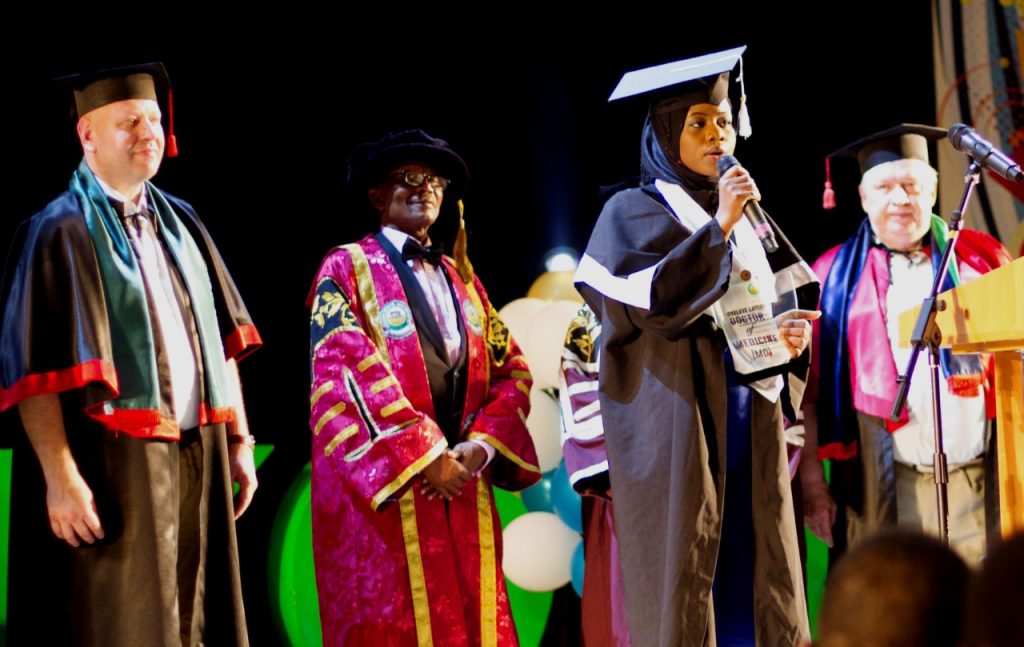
[526,388,562,472]
[497,298,547,345]
[502,512,581,592]
[519,300,581,390]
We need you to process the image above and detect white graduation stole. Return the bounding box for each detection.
[655,180,790,375]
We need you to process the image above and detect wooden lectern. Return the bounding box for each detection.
[899,257,1024,537]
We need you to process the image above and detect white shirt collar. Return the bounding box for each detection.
[381,226,433,254]
[94,176,149,216]
[380,225,413,252]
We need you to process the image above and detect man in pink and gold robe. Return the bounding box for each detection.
[307,130,540,647]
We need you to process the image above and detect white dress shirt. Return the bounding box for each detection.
[98,178,200,429]
[380,227,494,467]
[885,251,986,467]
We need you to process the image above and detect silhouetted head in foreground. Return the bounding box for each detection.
[966,532,1024,647]
[814,530,968,647]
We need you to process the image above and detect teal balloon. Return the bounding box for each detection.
[551,461,583,533]
[570,541,585,598]
[520,472,554,512]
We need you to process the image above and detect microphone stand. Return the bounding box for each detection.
[889,159,982,545]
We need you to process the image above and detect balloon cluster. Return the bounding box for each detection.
[493,269,589,644]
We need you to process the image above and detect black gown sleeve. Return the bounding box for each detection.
[164,195,262,361]
[0,194,117,411]
[579,188,732,340]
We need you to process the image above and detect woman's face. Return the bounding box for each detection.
[677,100,736,177]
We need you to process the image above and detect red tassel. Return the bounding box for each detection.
[166,88,178,158]
[947,374,984,397]
[822,157,835,210]
[885,417,907,433]
[817,440,859,461]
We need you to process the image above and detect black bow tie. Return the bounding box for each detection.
[402,239,444,266]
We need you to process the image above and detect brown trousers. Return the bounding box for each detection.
[846,412,988,566]
[7,422,250,647]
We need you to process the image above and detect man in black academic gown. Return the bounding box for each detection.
[0,63,261,646]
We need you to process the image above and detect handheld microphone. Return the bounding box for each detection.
[715,155,779,253]
[947,124,1024,183]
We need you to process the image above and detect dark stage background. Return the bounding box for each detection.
[1,7,938,645]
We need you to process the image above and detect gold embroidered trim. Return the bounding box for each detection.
[380,397,411,418]
[370,376,396,394]
[467,432,541,474]
[399,491,435,647]
[310,380,334,410]
[344,244,391,368]
[477,479,498,647]
[324,423,359,457]
[313,401,346,436]
[357,353,382,373]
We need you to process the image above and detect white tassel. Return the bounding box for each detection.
[738,95,752,138]
[737,56,752,139]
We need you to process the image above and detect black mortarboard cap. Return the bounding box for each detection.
[830,123,947,174]
[55,62,170,118]
[822,123,946,209]
[54,62,178,157]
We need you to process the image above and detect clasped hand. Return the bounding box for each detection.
[419,442,486,500]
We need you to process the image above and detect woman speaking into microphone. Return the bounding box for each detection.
[574,47,820,646]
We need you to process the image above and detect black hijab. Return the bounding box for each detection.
[640,95,729,213]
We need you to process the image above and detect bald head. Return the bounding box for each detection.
[76,98,165,201]
[816,531,968,647]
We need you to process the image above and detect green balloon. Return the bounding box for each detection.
[265,479,552,647]
[495,487,552,646]
[506,580,553,647]
[268,463,323,647]
[493,486,528,527]
[0,448,11,629]
[232,444,274,496]
[805,459,832,639]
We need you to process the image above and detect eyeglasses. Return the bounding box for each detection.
[390,170,450,191]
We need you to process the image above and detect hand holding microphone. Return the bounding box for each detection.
[948,123,1024,183]
[715,155,779,252]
